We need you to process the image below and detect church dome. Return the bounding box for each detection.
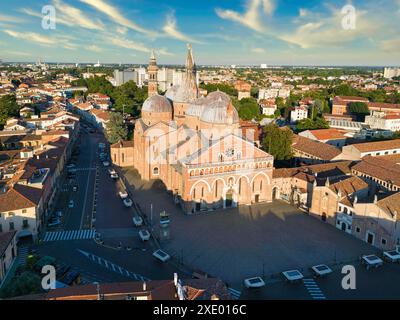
[200,96,239,125]
[142,94,172,113]
[207,90,231,103]
[186,97,208,117]
[165,80,198,103]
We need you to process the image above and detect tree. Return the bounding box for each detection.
[233,97,260,120]
[0,271,42,298]
[0,94,20,129]
[199,83,238,96]
[111,81,147,117]
[348,102,370,121]
[105,112,128,144]
[262,124,293,161]
[296,117,329,132]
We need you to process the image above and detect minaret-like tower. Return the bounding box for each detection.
[148,50,158,97]
[185,44,198,96]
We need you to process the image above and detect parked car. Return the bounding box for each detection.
[68,200,74,208]
[139,229,151,241]
[383,250,400,263]
[59,268,81,286]
[66,164,76,169]
[282,270,304,282]
[153,249,170,262]
[119,191,128,199]
[72,186,78,192]
[123,198,133,207]
[133,216,143,227]
[361,255,384,270]
[103,161,110,167]
[244,277,266,289]
[311,264,333,277]
[108,168,116,175]
[111,173,119,180]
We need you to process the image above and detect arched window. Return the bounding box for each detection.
[153,167,159,175]
[260,180,263,191]
[201,187,204,197]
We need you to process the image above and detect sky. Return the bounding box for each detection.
[0,0,399,66]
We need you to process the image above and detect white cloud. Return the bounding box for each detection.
[381,38,400,52]
[106,36,150,53]
[116,26,128,35]
[158,48,174,56]
[163,13,202,44]
[279,7,379,49]
[53,0,105,30]
[299,8,309,17]
[80,0,155,35]
[216,0,275,33]
[0,14,24,23]
[251,47,266,54]
[4,29,55,45]
[87,45,103,52]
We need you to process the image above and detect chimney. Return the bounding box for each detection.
[374,194,378,204]
[174,273,179,287]
[354,195,358,204]
[142,282,147,291]
[325,177,330,187]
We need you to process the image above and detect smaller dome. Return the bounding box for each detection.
[207,90,231,103]
[186,97,208,117]
[200,97,239,125]
[142,95,172,113]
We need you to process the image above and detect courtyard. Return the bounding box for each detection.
[122,168,377,288]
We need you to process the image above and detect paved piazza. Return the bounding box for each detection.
[122,168,376,287]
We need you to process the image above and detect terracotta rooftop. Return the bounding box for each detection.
[293,135,342,160]
[329,176,369,196]
[0,231,16,256]
[351,139,400,153]
[368,102,400,110]
[111,140,134,148]
[352,155,400,187]
[0,184,42,212]
[305,128,346,141]
[377,192,400,219]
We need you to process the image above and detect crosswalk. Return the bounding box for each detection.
[78,249,150,282]
[303,278,326,300]
[228,287,242,300]
[17,246,29,266]
[42,229,96,242]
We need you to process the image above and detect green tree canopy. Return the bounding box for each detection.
[348,102,369,114]
[199,83,238,96]
[111,81,147,117]
[262,124,293,161]
[233,97,260,120]
[296,117,330,132]
[0,94,20,129]
[0,271,42,298]
[105,112,128,144]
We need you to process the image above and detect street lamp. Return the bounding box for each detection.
[93,282,101,300]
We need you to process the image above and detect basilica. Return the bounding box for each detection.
[113,45,274,214]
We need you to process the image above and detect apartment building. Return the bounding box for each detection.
[0,231,17,286]
[299,129,347,148]
[341,139,400,160]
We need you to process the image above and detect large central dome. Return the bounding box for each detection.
[200,93,239,125]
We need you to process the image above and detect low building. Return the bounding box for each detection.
[235,81,251,101]
[110,140,134,167]
[351,155,400,192]
[341,139,400,160]
[365,112,400,132]
[290,105,308,123]
[310,176,369,226]
[368,102,400,115]
[331,96,369,116]
[350,192,400,250]
[259,99,277,116]
[292,135,343,164]
[0,231,17,286]
[299,129,347,148]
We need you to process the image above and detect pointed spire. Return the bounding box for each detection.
[186,43,195,71]
[151,49,156,61]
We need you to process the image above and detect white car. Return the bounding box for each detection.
[108,168,116,175]
[103,161,110,167]
[68,200,74,208]
[139,229,151,241]
[361,255,384,269]
[133,216,143,227]
[383,250,400,263]
[282,270,304,282]
[66,164,76,169]
[123,198,133,207]
[244,277,266,289]
[119,191,128,199]
[153,249,170,262]
[311,264,333,277]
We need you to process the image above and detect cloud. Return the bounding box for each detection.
[106,36,150,53]
[158,48,174,56]
[163,13,202,44]
[116,26,128,35]
[80,0,155,35]
[53,0,105,30]
[251,47,266,54]
[4,29,55,45]
[279,6,379,49]
[87,45,103,52]
[381,38,400,52]
[215,0,275,33]
[0,14,24,23]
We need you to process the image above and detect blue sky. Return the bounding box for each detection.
[0,0,399,65]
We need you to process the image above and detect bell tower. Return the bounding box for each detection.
[148,50,158,97]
